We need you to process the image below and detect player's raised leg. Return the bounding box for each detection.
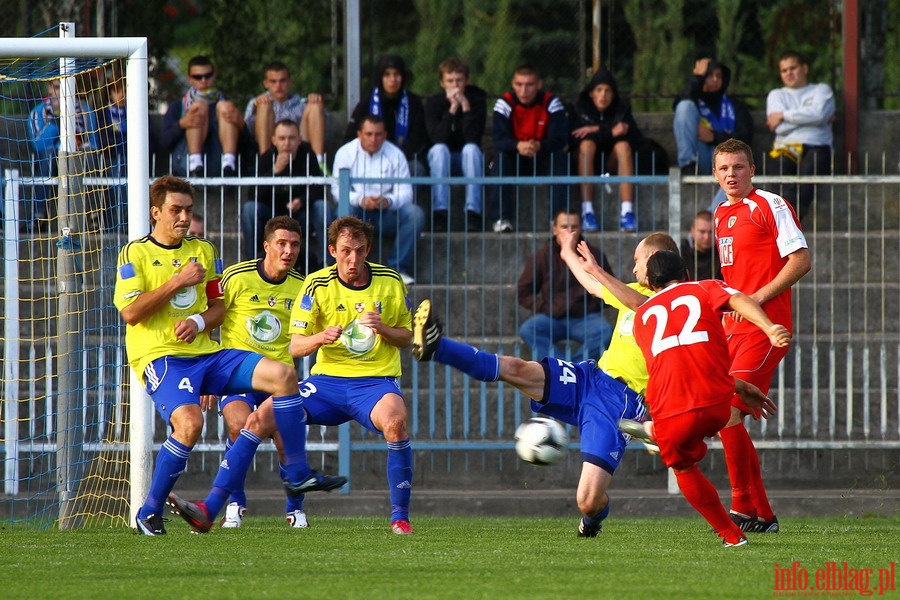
[413,299,546,399]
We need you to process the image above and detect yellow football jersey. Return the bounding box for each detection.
[597,282,653,395]
[290,262,412,378]
[220,259,305,366]
[113,235,224,383]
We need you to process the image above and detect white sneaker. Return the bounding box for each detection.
[220,502,246,528]
[399,272,415,286]
[286,509,309,528]
[492,219,513,233]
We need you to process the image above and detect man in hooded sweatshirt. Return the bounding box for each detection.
[344,54,429,177]
[570,66,644,233]
[672,58,753,178]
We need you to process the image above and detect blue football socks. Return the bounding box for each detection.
[139,436,191,519]
[387,438,413,522]
[434,337,500,382]
[223,437,248,507]
[582,496,611,530]
[204,429,262,519]
[271,393,311,483]
[280,463,304,513]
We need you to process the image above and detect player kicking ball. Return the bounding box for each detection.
[628,250,788,547]
[413,297,651,537]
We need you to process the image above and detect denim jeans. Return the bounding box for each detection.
[488,150,570,223]
[427,143,484,214]
[674,100,727,209]
[673,100,714,172]
[518,312,612,361]
[350,202,425,275]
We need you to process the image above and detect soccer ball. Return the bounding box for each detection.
[515,417,568,466]
[340,320,377,355]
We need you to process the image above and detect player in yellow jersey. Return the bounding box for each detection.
[289,216,415,535]
[411,232,679,538]
[115,176,344,536]
[214,216,309,528]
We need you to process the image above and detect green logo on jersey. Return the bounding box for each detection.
[246,310,282,344]
[171,286,198,311]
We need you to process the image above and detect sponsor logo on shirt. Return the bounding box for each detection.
[249,294,260,302]
[268,296,277,307]
[300,294,314,311]
[335,303,346,312]
[355,302,366,313]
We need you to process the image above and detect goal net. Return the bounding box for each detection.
[0,26,150,529]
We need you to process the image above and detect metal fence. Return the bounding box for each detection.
[2,165,899,507]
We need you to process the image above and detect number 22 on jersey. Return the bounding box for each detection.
[641,295,709,357]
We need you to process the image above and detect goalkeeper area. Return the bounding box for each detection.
[0,29,150,529]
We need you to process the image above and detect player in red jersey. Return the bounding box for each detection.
[633,250,790,547]
[712,138,811,533]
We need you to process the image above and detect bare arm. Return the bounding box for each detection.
[558,229,647,310]
[290,326,343,358]
[749,248,811,306]
[359,311,412,348]
[119,262,206,326]
[726,292,792,348]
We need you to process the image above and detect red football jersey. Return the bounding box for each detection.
[714,188,807,335]
[634,280,737,420]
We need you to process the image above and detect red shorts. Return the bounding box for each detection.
[654,402,731,471]
[727,330,789,413]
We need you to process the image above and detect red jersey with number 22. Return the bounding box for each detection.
[634,280,738,420]
[714,188,807,335]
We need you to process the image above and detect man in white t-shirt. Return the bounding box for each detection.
[765,50,835,220]
[330,114,424,285]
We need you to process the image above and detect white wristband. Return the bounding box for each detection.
[187,314,206,333]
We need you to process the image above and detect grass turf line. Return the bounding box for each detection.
[1,515,897,600]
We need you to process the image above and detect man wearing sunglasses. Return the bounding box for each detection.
[161,55,250,177]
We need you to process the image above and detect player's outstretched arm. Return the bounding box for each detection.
[558,229,647,310]
[734,378,777,420]
[726,292,792,348]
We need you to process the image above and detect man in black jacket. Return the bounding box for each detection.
[240,119,328,271]
[570,67,644,232]
[424,57,487,232]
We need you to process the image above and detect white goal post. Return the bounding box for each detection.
[0,25,151,528]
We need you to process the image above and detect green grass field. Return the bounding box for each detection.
[2,515,897,599]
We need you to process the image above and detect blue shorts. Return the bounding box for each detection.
[220,391,270,412]
[300,375,403,434]
[143,349,264,425]
[534,357,646,474]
